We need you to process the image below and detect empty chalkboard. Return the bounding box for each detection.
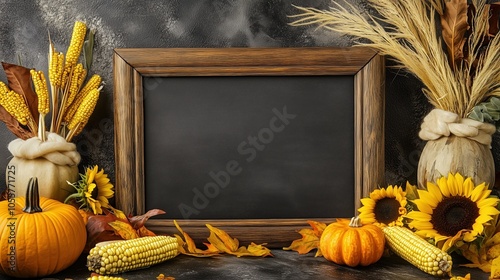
[113,47,385,247]
[143,75,353,219]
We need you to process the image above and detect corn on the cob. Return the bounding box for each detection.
[30,69,50,114]
[49,51,65,88]
[0,88,37,133]
[87,276,126,280]
[62,21,87,89]
[87,236,178,275]
[65,87,100,141]
[65,21,87,68]
[63,74,101,123]
[64,63,87,109]
[383,226,452,276]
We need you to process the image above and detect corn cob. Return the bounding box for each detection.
[30,69,50,140]
[87,276,126,280]
[62,21,87,89]
[383,226,452,276]
[0,88,37,133]
[65,63,87,108]
[65,21,87,68]
[30,70,50,114]
[66,87,100,141]
[87,236,178,275]
[63,74,101,124]
[49,51,65,88]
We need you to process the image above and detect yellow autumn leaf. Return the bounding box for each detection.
[108,220,139,240]
[206,224,240,253]
[174,220,218,257]
[283,220,327,255]
[492,257,500,279]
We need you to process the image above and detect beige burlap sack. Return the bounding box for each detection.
[6,132,81,202]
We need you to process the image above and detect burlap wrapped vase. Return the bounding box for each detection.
[6,132,81,202]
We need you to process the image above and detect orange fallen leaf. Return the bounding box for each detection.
[283,220,327,255]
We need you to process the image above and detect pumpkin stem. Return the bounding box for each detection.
[23,177,43,213]
[348,216,363,227]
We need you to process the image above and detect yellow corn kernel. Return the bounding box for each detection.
[87,276,126,280]
[87,235,178,275]
[30,69,50,114]
[65,63,87,109]
[63,74,101,123]
[383,226,453,277]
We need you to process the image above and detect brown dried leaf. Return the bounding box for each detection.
[490,4,500,36]
[2,62,38,123]
[85,211,123,251]
[441,0,469,67]
[0,105,33,139]
[128,208,166,229]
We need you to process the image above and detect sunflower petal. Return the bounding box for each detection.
[405,210,432,221]
[360,197,376,208]
[434,179,450,197]
[479,206,500,216]
[470,183,489,202]
[417,189,439,208]
[477,197,499,209]
[446,173,458,196]
[462,177,474,198]
[409,220,435,230]
[413,199,434,214]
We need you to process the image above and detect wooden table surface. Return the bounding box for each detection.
[10,250,489,280]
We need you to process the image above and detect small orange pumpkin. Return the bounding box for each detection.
[320,216,385,267]
[0,177,87,278]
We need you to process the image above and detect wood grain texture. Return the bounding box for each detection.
[113,47,385,246]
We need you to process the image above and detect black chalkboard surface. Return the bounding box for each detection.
[144,75,354,219]
[113,47,385,246]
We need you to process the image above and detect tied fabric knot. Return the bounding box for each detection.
[419,109,496,147]
[8,132,81,166]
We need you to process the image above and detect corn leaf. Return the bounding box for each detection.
[283,220,326,255]
[440,0,468,68]
[1,62,38,124]
[128,208,166,229]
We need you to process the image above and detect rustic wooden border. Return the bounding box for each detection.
[113,47,385,247]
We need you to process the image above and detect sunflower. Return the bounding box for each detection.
[406,173,500,252]
[65,165,114,214]
[358,185,407,227]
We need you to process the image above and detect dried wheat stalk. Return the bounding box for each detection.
[289,0,500,118]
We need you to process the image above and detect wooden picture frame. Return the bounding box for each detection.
[113,47,385,247]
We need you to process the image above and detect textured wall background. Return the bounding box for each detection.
[0,0,498,195]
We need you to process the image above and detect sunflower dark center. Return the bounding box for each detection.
[431,196,479,237]
[90,184,99,200]
[374,197,401,224]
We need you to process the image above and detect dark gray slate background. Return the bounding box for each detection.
[0,0,498,194]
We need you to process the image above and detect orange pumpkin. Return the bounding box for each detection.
[0,177,87,278]
[320,216,385,267]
